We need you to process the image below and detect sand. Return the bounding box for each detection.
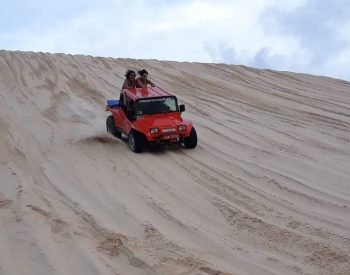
[0,50,349,275]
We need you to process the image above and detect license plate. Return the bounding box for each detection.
[163,134,179,140]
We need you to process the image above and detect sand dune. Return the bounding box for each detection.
[0,50,350,275]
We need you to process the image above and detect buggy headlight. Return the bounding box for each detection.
[150,128,158,135]
[178,125,186,131]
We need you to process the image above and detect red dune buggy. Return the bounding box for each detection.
[105,87,197,153]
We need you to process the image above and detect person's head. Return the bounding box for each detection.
[138,69,148,79]
[125,70,136,80]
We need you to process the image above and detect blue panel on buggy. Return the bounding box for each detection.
[107,99,120,107]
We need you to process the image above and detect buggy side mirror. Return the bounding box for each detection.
[179,104,185,113]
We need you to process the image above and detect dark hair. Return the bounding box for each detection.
[125,69,136,78]
[138,69,148,76]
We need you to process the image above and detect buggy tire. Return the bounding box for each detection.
[183,127,197,149]
[128,130,144,153]
[106,115,121,139]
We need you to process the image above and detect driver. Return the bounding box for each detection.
[136,69,156,88]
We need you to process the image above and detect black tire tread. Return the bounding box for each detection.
[106,115,121,138]
[128,130,144,153]
[183,127,197,149]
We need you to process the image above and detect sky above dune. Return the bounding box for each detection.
[1,0,349,81]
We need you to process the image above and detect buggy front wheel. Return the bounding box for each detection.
[183,127,197,149]
[128,130,144,153]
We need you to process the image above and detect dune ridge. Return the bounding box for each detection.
[0,50,350,274]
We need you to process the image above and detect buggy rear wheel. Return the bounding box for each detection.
[106,115,121,138]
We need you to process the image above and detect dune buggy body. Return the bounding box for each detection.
[105,87,197,153]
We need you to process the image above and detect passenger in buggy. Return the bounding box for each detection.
[122,70,137,89]
[136,69,156,88]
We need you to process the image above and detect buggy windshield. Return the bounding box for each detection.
[135,96,178,116]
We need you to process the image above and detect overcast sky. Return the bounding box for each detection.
[1,0,349,80]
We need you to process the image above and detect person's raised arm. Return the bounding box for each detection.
[147,79,156,87]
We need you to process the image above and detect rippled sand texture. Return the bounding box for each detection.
[0,51,350,275]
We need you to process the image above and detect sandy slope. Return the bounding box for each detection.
[0,50,350,275]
